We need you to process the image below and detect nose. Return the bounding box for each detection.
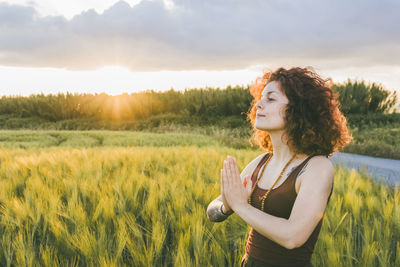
[256,99,264,110]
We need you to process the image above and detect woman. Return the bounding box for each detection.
[206,67,352,267]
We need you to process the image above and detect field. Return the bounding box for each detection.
[0,131,399,266]
[1,114,400,159]
[343,127,400,159]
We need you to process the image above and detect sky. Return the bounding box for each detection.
[0,0,399,97]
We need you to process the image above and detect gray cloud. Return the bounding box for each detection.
[0,0,399,71]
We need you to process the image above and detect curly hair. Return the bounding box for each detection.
[247,66,353,157]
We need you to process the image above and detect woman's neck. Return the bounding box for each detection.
[268,130,301,163]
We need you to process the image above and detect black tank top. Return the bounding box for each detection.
[245,153,333,266]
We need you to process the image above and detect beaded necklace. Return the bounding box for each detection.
[248,153,297,211]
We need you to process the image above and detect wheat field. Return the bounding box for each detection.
[0,138,398,266]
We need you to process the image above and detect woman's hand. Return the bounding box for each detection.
[220,179,232,213]
[221,156,252,211]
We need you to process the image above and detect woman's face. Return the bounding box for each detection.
[254,81,289,132]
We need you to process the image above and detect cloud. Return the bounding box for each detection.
[0,0,399,71]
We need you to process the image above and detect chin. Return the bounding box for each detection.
[254,124,268,131]
[254,123,282,132]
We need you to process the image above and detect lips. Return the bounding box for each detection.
[256,114,266,117]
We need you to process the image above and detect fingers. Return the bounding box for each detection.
[222,156,238,187]
[223,160,231,180]
[227,156,240,177]
[227,156,240,186]
[232,157,240,178]
[222,165,228,187]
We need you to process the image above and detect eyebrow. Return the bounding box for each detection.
[261,91,278,97]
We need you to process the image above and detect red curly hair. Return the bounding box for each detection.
[247,66,353,156]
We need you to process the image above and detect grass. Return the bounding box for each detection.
[1,113,400,159]
[0,129,255,151]
[0,146,398,266]
[344,127,400,159]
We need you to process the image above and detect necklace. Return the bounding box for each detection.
[248,153,297,211]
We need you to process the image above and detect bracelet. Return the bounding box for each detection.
[220,203,234,216]
[206,200,233,222]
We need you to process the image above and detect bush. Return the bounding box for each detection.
[347,113,400,129]
[332,80,398,114]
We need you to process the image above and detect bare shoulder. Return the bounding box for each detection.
[239,152,269,182]
[299,155,334,191]
[248,152,269,167]
[309,155,334,172]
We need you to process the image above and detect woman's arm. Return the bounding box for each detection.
[206,152,268,222]
[233,156,334,249]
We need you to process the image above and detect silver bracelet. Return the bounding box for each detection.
[220,203,234,216]
[207,200,234,222]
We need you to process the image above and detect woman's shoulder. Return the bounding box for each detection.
[307,155,334,170]
[250,152,270,166]
[240,152,270,176]
[299,155,334,185]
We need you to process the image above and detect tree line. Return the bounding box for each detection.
[0,80,398,123]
